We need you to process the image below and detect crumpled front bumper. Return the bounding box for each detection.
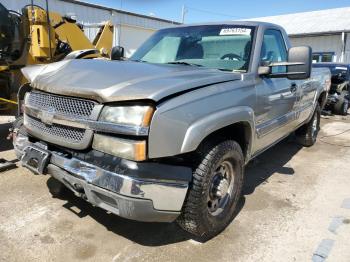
[14,133,191,222]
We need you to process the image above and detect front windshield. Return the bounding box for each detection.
[130,25,255,72]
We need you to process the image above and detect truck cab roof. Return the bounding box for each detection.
[172,20,286,31]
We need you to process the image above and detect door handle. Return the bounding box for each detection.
[290,83,297,93]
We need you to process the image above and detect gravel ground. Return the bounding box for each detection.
[0,115,349,262]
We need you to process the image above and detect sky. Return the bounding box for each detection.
[86,0,350,23]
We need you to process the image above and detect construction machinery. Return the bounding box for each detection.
[0,1,114,112]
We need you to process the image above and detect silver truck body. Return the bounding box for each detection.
[16,21,330,222]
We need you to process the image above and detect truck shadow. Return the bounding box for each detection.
[48,181,194,245]
[47,137,302,246]
[243,138,302,195]
[0,122,13,152]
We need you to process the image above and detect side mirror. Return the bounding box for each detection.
[110,46,125,60]
[258,46,312,80]
[287,46,312,80]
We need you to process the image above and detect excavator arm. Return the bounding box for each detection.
[93,22,114,57]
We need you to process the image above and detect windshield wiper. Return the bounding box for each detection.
[166,61,203,67]
[218,68,233,72]
[130,59,147,63]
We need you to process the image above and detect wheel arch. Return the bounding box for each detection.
[180,106,255,162]
[196,121,253,162]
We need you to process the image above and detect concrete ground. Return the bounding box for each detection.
[0,115,350,262]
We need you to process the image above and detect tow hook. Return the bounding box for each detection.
[73,183,88,200]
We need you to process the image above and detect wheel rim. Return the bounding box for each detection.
[311,113,319,139]
[207,160,235,216]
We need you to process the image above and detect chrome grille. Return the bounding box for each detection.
[24,91,98,150]
[26,115,85,143]
[27,91,96,118]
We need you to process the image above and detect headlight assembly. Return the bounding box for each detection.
[99,105,154,127]
[94,105,153,160]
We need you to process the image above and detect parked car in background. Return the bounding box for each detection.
[13,21,330,240]
[313,63,350,115]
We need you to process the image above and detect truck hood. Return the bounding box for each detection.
[21,59,241,103]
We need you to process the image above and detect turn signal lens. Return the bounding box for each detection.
[92,134,146,161]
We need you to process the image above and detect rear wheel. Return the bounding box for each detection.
[296,104,321,147]
[177,140,244,240]
[333,91,349,116]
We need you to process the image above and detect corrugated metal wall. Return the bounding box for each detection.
[344,34,350,63]
[290,34,350,63]
[119,25,155,57]
[1,0,176,57]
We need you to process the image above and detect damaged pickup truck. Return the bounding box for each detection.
[13,22,330,240]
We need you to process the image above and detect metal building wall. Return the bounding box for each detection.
[289,34,348,63]
[343,34,350,63]
[1,0,176,57]
[118,25,154,57]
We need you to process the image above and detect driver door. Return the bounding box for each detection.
[254,29,298,152]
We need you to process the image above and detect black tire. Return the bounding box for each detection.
[177,140,244,241]
[333,91,349,116]
[296,104,321,147]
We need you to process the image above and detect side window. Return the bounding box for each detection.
[261,29,288,73]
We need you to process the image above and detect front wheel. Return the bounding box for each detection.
[296,104,321,147]
[177,140,244,240]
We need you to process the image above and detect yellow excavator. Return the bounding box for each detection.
[0,1,114,112]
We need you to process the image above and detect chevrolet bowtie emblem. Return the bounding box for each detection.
[39,107,55,125]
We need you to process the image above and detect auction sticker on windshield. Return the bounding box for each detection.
[220,28,252,36]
